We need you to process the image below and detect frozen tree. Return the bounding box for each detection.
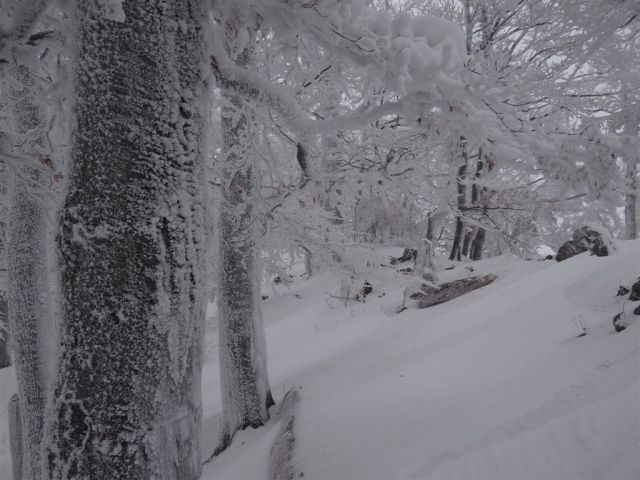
[213,11,275,455]
[1,9,63,475]
[0,216,9,369]
[0,162,8,370]
[44,1,207,478]
[8,394,22,480]
[6,169,50,480]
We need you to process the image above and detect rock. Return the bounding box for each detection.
[633,304,640,316]
[556,240,587,262]
[390,248,417,265]
[362,281,373,298]
[556,226,611,262]
[613,311,632,332]
[629,279,640,301]
[617,286,630,296]
[572,226,609,256]
[544,254,554,260]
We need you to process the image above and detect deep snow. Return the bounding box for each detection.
[201,240,639,479]
[0,241,638,479]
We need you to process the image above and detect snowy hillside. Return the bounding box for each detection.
[1,242,638,479]
[201,241,640,479]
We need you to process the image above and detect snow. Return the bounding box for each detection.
[199,240,639,479]
[1,241,638,478]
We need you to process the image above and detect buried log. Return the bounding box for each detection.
[404,274,497,309]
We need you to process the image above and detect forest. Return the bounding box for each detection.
[0,0,638,479]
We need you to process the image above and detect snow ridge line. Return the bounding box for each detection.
[269,386,302,480]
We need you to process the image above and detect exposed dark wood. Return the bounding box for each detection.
[406,274,497,309]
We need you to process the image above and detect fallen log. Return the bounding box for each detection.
[404,274,497,309]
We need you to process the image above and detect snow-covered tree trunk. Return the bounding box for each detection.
[469,154,488,261]
[413,238,437,283]
[9,394,22,480]
[0,292,9,369]
[304,249,313,278]
[0,166,9,368]
[449,139,468,261]
[469,227,486,261]
[0,226,9,367]
[44,2,207,478]
[216,41,274,455]
[625,159,638,240]
[7,172,50,480]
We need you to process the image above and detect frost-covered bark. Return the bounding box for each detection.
[216,43,274,455]
[44,1,207,479]
[7,172,50,480]
[9,393,22,480]
[413,238,437,283]
[0,161,8,368]
[449,140,468,261]
[625,160,637,240]
[0,217,9,368]
[0,292,9,369]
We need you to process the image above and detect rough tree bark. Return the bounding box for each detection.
[0,293,9,369]
[413,238,437,283]
[449,138,468,261]
[0,269,9,368]
[7,173,50,480]
[469,153,488,261]
[625,159,637,240]
[216,37,275,455]
[44,2,207,479]
[9,394,22,480]
[0,180,9,368]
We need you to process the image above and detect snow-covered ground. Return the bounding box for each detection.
[1,241,638,479]
[202,240,640,479]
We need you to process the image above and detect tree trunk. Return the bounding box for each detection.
[216,39,274,455]
[9,394,22,480]
[44,2,207,479]
[0,292,10,369]
[7,173,50,480]
[461,229,472,258]
[469,227,486,261]
[304,249,313,278]
[0,192,9,368]
[413,238,437,283]
[625,159,637,240]
[449,148,467,261]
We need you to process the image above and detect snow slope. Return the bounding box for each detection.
[0,242,638,479]
[203,240,640,479]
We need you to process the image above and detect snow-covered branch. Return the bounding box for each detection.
[209,23,408,138]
